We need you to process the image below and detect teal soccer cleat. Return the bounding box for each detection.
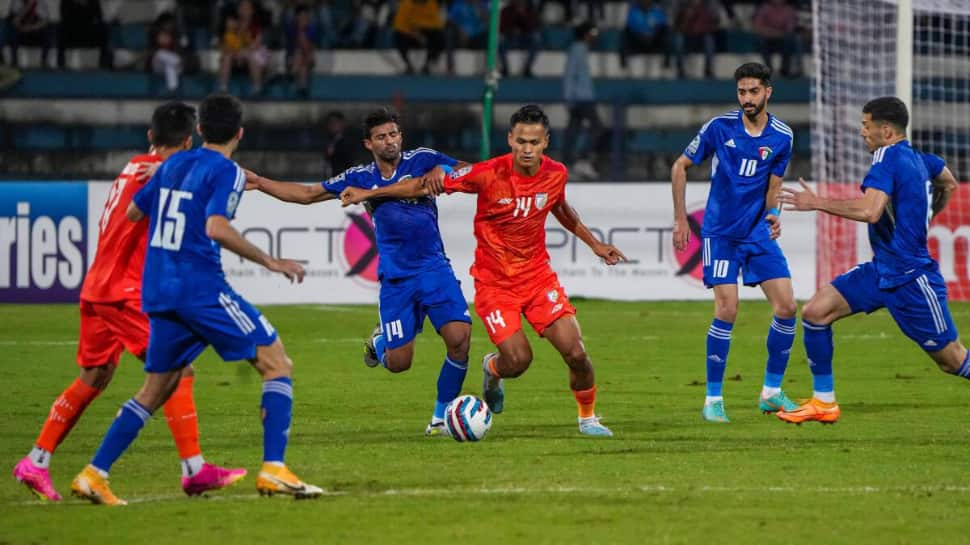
[481,353,504,414]
[759,391,798,413]
[578,416,613,437]
[701,400,730,423]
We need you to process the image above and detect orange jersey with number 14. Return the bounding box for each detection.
[444,153,568,289]
[80,153,161,303]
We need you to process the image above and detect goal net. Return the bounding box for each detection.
[812,0,970,299]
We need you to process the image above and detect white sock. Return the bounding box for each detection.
[181,454,205,478]
[704,396,723,405]
[430,416,444,426]
[813,391,836,403]
[28,446,51,469]
[761,386,781,398]
[91,464,109,478]
[263,461,285,468]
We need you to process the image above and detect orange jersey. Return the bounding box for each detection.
[80,153,161,303]
[445,153,568,288]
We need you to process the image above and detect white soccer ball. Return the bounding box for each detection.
[444,395,492,442]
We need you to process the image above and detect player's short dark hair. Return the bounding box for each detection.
[363,107,400,139]
[863,96,909,132]
[150,101,196,148]
[198,93,244,145]
[734,62,772,85]
[509,104,550,132]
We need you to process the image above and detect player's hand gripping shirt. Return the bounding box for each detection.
[133,148,246,312]
[81,153,163,303]
[444,153,567,288]
[862,142,942,288]
[684,110,794,241]
[321,147,457,281]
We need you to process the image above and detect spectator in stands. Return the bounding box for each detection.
[753,0,803,78]
[562,21,603,180]
[286,5,318,96]
[619,0,668,71]
[392,0,446,75]
[445,0,487,75]
[323,111,359,176]
[6,0,55,69]
[341,0,385,48]
[672,0,717,79]
[148,12,183,94]
[217,0,269,95]
[498,0,541,78]
[57,0,112,70]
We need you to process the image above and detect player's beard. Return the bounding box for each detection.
[740,97,767,120]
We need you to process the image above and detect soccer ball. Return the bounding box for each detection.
[444,395,492,442]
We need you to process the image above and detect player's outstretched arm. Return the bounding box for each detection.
[206,215,306,283]
[340,178,428,207]
[780,178,889,223]
[932,166,958,218]
[670,155,693,251]
[552,199,628,266]
[246,170,335,205]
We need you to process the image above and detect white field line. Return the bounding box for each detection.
[10,483,970,506]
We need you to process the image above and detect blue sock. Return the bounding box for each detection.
[433,356,468,420]
[374,334,388,369]
[956,351,970,378]
[706,319,733,397]
[803,320,834,394]
[91,399,152,473]
[261,377,292,463]
[765,316,796,388]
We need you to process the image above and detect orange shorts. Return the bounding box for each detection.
[76,299,149,367]
[474,274,576,346]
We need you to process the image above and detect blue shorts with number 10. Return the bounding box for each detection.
[702,236,791,288]
[379,264,471,349]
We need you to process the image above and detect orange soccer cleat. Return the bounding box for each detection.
[71,465,127,506]
[776,398,840,425]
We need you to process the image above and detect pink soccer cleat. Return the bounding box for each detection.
[13,457,62,501]
[181,463,247,496]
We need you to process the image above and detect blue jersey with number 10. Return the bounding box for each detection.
[321,147,457,281]
[133,148,245,312]
[684,110,794,242]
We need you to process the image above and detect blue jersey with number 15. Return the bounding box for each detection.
[684,110,794,242]
[133,148,246,313]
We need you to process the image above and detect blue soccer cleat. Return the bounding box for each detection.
[759,391,798,413]
[701,400,730,423]
[481,353,504,414]
[578,416,613,437]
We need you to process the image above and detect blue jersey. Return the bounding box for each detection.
[684,110,794,241]
[322,148,457,281]
[861,142,942,288]
[133,148,245,312]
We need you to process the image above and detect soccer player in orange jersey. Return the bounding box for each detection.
[341,105,626,436]
[12,102,246,501]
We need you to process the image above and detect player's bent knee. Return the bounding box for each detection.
[254,340,293,380]
[385,355,413,373]
[563,346,590,369]
[774,301,798,319]
[79,363,117,390]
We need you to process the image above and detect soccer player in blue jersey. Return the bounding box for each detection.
[671,62,799,423]
[246,107,473,437]
[70,94,323,505]
[776,96,964,424]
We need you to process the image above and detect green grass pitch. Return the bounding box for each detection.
[2,301,970,545]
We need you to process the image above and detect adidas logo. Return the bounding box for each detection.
[923,340,938,347]
[725,139,736,148]
[707,355,724,363]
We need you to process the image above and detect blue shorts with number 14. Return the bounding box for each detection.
[379,264,471,349]
[702,236,791,288]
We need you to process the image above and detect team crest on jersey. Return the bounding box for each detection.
[758,146,772,160]
[535,193,548,209]
[450,166,471,179]
[547,289,559,303]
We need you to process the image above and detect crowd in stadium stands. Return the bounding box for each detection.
[1,0,808,94]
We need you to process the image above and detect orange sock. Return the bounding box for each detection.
[572,385,597,419]
[36,378,102,452]
[487,354,502,378]
[163,376,202,459]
